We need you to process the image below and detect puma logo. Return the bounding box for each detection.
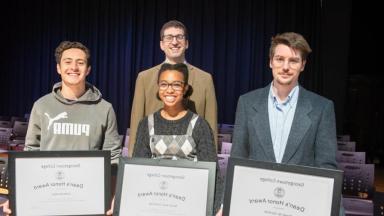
[44,112,68,130]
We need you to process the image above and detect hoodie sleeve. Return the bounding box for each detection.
[24,103,42,151]
[102,106,122,164]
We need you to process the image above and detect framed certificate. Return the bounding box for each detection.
[223,158,343,216]
[113,157,216,216]
[8,150,111,216]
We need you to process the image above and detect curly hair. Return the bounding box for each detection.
[157,63,193,99]
[55,41,91,66]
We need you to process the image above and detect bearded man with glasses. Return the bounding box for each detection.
[129,20,218,157]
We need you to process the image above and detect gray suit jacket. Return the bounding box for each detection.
[231,84,337,169]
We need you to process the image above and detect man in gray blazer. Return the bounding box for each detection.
[222,32,344,216]
[225,32,344,216]
[232,32,337,169]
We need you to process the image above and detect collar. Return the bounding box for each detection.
[269,82,299,107]
[163,59,188,64]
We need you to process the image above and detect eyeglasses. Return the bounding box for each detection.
[158,81,185,91]
[272,56,302,69]
[162,34,186,43]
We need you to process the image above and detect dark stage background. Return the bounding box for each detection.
[0,1,382,162]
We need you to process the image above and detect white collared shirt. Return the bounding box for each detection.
[163,59,188,64]
[268,83,299,163]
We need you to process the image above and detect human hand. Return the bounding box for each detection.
[105,196,115,215]
[215,206,223,216]
[2,200,12,216]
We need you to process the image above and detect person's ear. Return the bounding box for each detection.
[56,64,61,75]
[183,84,189,96]
[300,60,306,72]
[160,40,166,52]
[86,66,91,76]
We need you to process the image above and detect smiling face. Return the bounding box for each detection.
[56,48,90,87]
[160,27,189,63]
[269,44,306,88]
[158,69,188,109]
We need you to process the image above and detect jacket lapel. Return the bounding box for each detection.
[281,87,312,163]
[250,86,276,162]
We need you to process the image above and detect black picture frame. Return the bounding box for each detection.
[113,157,216,216]
[8,150,111,216]
[223,157,343,216]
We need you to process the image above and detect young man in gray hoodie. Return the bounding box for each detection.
[3,41,122,215]
[24,41,122,162]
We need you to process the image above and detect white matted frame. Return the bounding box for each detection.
[223,157,343,216]
[8,150,111,216]
[113,157,216,216]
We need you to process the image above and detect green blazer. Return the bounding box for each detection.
[129,63,218,156]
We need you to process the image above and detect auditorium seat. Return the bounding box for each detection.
[338,134,351,142]
[0,128,12,150]
[10,116,26,127]
[338,141,356,152]
[221,142,232,154]
[338,163,375,199]
[0,121,11,129]
[343,197,373,216]
[218,133,231,153]
[337,151,366,164]
[0,157,8,195]
[12,121,28,138]
[374,191,384,216]
[219,124,234,134]
[217,154,230,178]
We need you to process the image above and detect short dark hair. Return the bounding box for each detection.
[157,63,192,98]
[269,32,312,61]
[160,20,188,41]
[55,41,91,66]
